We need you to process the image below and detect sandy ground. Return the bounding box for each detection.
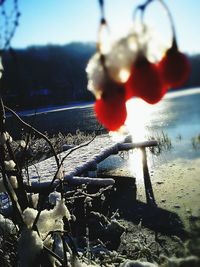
[96,153,200,263]
[98,153,200,231]
[138,158,200,230]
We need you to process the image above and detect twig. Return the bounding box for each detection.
[43,230,79,257]
[4,105,60,168]
[43,245,64,265]
[0,147,24,227]
[32,134,97,231]
[5,139,29,210]
[61,234,68,266]
[60,134,96,165]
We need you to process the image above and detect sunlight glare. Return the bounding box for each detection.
[126,98,153,142]
[128,149,144,183]
[125,99,154,184]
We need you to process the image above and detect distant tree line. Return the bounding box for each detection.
[1,42,200,110]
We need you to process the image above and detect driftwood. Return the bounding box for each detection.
[26,135,158,206]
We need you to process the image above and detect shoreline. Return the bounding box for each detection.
[98,153,200,231]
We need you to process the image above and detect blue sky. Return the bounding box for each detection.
[4,0,200,53]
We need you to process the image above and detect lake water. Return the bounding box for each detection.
[6,87,200,161]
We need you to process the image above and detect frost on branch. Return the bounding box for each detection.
[0,213,17,234]
[22,199,71,236]
[4,160,16,171]
[0,131,13,145]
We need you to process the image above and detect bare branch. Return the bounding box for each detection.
[4,105,60,168]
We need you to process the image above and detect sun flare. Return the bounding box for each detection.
[126,98,153,142]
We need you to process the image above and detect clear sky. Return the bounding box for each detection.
[3,0,200,53]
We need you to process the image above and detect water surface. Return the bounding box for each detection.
[6,87,200,162]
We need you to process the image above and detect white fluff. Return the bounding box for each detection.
[52,199,71,220]
[86,53,106,99]
[22,207,38,228]
[22,200,71,235]
[0,213,17,234]
[4,160,16,171]
[20,140,27,148]
[18,229,43,267]
[0,132,12,145]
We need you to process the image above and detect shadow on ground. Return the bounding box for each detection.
[95,175,185,238]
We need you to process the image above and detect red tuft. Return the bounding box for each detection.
[125,56,167,104]
[158,48,191,88]
[94,83,127,131]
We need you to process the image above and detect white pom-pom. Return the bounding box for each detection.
[106,36,136,83]
[86,53,106,99]
[4,160,16,171]
[53,199,71,220]
[20,140,27,148]
[0,214,17,234]
[22,207,37,228]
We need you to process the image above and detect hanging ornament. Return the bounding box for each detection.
[87,0,128,131]
[94,81,127,131]
[155,0,190,89]
[125,54,167,104]
[86,0,191,131]
[158,39,191,88]
[87,52,127,130]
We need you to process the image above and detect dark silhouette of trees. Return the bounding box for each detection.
[1,42,200,111]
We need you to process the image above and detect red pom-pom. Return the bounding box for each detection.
[125,56,167,104]
[94,82,127,131]
[158,44,191,88]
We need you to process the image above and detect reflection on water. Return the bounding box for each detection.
[6,87,200,163]
[126,87,200,143]
[125,88,200,176]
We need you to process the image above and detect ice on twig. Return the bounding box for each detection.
[22,199,71,236]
